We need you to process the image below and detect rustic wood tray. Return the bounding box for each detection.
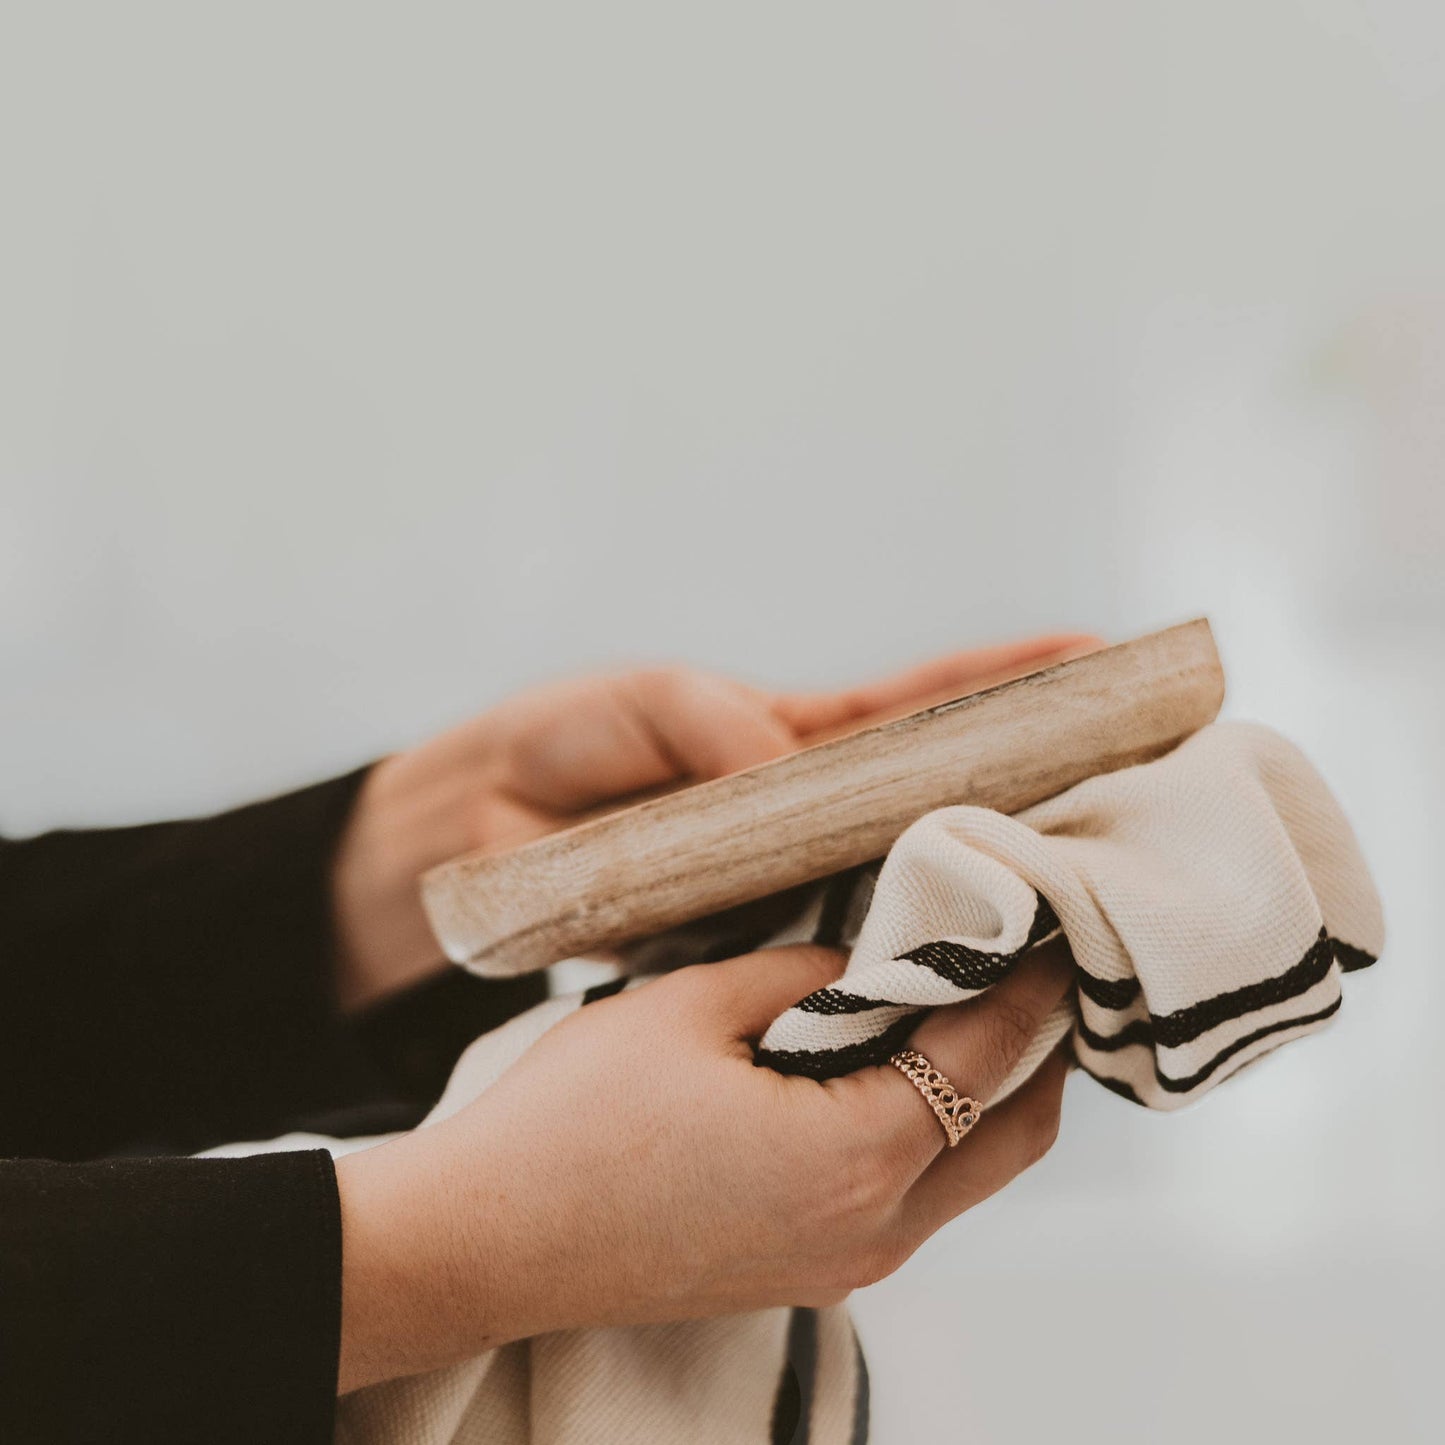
[422,619,1224,975]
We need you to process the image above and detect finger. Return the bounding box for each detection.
[619,667,802,780]
[907,935,1076,1103]
[898,1042,1070,1240]
[843,936,1075,1164]
[508,668,806,813]
[773,634,1104,737]
[681,943,848,1045]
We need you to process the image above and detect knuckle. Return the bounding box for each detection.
[979,996,1041,1078]
[771,943,847,992]
[673,957,741,997]
[640,663,703,700]
[826,1077,929,1194]
[830,1147,896,1223]
[874,1113,931,1188]
[646,963,722,1022]
[646,961,699,1005]
[664,958,714,993]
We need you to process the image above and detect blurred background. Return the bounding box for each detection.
[2,3,1441,1440]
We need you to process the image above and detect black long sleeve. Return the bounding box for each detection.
[0,772,544,1441]
[0,771,381,1160]
[0,1151,342,1443]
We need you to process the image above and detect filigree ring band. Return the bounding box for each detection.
[888,1049,983,1148]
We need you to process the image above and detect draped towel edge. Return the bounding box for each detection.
[757,885,1378,1091]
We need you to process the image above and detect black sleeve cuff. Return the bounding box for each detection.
[0,771,380,1159]
[0,1150,341,1445]
[0,766,549,1161]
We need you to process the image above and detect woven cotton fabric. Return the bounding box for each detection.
[270,720,1382,1443]
[759,722,1383,1107]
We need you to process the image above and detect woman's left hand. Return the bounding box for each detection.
[330,634,1099,1009]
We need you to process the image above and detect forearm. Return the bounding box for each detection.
[0,1152,341,1443]
[0,772,377,1157]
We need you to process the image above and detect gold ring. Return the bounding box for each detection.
[889,1049,983,1148]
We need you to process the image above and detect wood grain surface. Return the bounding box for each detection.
[422,619,1225,975]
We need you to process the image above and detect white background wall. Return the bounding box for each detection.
[3,4,1441,1440]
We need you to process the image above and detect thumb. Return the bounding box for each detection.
[620,667,801,779]
[690,944,848,1045]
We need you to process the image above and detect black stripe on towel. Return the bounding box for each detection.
[1074,1016,1158,1055]
[1141,928,1336,1047]
[1082,996,1343,1097]
[851,1328,871,1445]
[1073,970,1142,1009]
[1092,1074,1146,1106]
[1079,930,1334,1050]
[795,990,901,1016]
[1061,934,1371,1012]
[580,976,628,1006]
[771,1307,819,1445]
[892,896,1059,991]
[759,894,1057,1077]
[758,1011,924,1079]
[814,866,871,948]
[1076,930,1371,1052]
[1334,939,1377,973]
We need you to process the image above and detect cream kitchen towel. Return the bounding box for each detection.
[323,719,1380,1442]
[757,721,1383,1107]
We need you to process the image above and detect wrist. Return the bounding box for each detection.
[335,1136,490,1392]
[330,758,470,1011]
[335,1146,413,1393]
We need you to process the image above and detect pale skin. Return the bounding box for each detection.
[329,634,1099,1394]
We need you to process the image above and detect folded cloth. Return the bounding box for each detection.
[759,721,1383,1107]
[327,719,1380,1443]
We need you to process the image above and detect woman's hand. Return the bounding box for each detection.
[334,937,1075,1393]
[330,635,1099,1009]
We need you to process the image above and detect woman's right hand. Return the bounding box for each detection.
[334,939,1074,1393]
